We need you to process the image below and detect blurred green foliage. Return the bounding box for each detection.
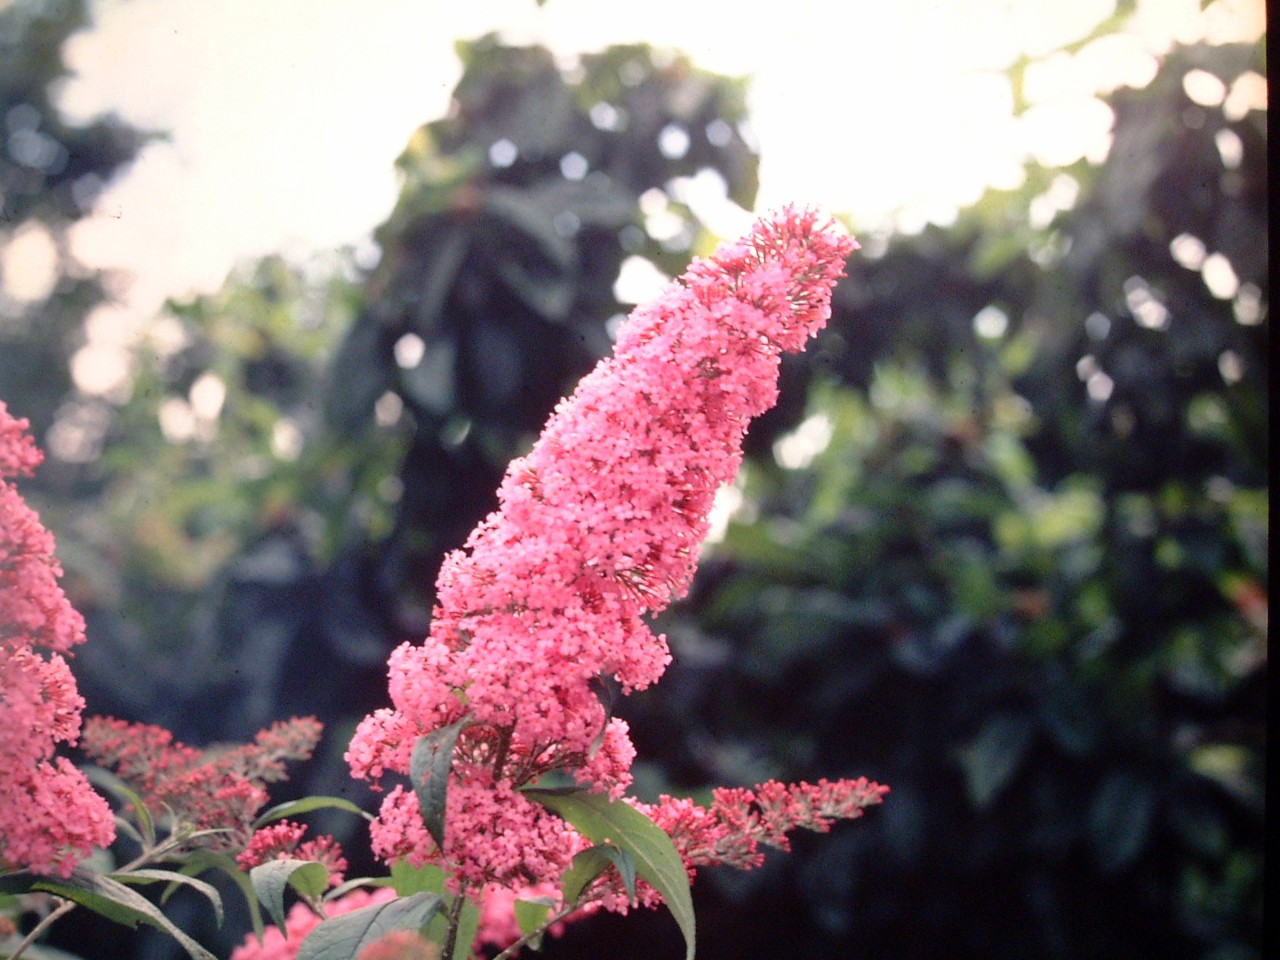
[620,38,1266,960]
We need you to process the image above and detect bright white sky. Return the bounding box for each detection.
[3,0,1266,395]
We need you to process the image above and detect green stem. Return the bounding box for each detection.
[441,890,467,960]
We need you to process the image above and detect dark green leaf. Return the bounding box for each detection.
[250,860,331,932]
[526,788,694,960]
[1089,771,1157,873]
[295,892,444,960]
[954,713,1035,809]
[410,717,471,852]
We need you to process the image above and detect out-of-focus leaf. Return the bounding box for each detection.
[955,713,1036,809]
[1089,771,1157,873]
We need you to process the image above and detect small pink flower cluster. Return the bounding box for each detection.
[645,776,892,873]
[0,402,115,876]
[80,715,322,850]
[237,820,348,887]
[347,210,863,900]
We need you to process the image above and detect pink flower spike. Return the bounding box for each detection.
[349,208,856,891]
[0,402,113,875]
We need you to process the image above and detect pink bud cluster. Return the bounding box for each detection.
[80,715,322,850]
[644,776,891,874]
[0,402,115,876]
[237,819,349,887]
[346,209,860,894]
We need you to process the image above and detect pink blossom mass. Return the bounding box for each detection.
[0,402,115,876]
[347,208,866,895]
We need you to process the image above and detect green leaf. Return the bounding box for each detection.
[954,713,1035,809]
[514,896,555,936]
[178,850,264,943]
[1089,771,1157,873]
[513,896,555,950]
[32,868,217,960]
[295,891,444,960]
[526,788,694,960]
[389,859,446,897]
[111,868,224,927]
[250,860,331,931]
[253,795,373,828]
[410,718,471,852]
[562,844,637,905]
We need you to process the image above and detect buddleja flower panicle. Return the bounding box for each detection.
[0,402,115,876]
[81,715,323,850]
[347,208,861,896]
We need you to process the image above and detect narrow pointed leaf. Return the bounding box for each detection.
[410,717,471,851]
[253,795,373,828]
[33,869,217,960]
[295,891,444,960]
[83,766,156,847]
[325,875,395,900]
[112,868,224,926]
[179,850,264,943]
[526,788,694,960]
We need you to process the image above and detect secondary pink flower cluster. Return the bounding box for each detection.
[346,209,860,897]
[645,777,891,874]
[0,402,115,876]
[237,820,348,887]
[81,715,322,850]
